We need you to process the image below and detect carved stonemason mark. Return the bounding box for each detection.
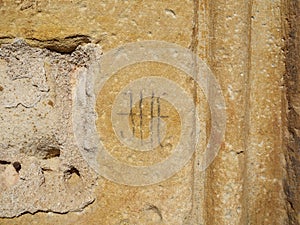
[117,90,169,148]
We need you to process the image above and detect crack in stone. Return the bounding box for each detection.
[4,95,42,109]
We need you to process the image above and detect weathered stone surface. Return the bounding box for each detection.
[0,41,98,217]
[0,0,193,51]
[0,0,299,225]
[284,1,300,224]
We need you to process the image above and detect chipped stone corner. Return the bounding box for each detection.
[0,40,102,218]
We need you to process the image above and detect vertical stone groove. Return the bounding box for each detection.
[187,0,201,224]
[240,0,254,224]
[240,0,288,223]
[189,0,200,53]
[283,0,300,224]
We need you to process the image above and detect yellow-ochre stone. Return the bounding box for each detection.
[0,0,299,224]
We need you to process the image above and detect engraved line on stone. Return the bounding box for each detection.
[139,90,143,145]
[76,41,227,185]
[151,91,154,149]
[115,89,168,149]
[129,91,135,137]
[157,97,161,146]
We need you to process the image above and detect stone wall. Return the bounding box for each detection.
[0,0,299,224]
[284,0,300,224]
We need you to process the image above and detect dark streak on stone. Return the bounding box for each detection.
[129,91,135,136]
[151,91,154,148]
[157,97,161,146]
[139,90,143,144]
[146,204,163,221]
[283,0,300,224]
[0,160,11,165]
[189,0,199,52]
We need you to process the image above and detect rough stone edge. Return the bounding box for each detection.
[283,0,300,224]
[0,40,102,218]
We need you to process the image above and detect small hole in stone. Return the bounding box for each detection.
[0,86,3,91]
[64,166,81,185]
[48,100,54,107]
[41,167,53,172]
[22,136,61,159]
[12,162,21,173]
[42,147,61,159]
[64,166,80,177]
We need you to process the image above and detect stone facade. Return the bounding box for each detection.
[0,0,299,224]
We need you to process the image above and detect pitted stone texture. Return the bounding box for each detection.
[0,41,99,217]
[0,0,297,224]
